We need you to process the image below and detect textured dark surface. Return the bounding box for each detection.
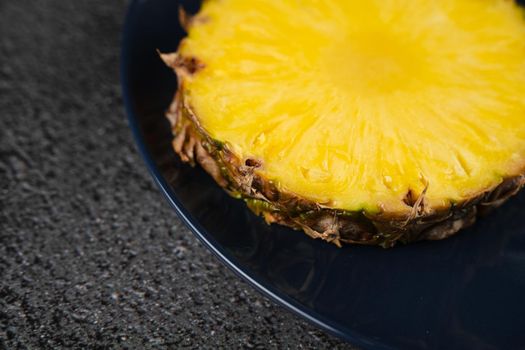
[0,1,356,349]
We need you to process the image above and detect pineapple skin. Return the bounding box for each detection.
[162,53,525,248]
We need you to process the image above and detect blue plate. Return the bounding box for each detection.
[121,1,525,348]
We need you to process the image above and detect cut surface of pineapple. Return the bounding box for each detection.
[177,0,525,216]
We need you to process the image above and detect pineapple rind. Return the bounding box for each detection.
[160,0,525,247]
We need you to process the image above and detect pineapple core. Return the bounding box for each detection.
[179,0,525,214]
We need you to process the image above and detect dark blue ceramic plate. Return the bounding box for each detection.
[121,1,525,349]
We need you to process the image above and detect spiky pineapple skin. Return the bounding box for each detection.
[162,53,525,248]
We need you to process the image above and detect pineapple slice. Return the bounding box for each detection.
[162,0,525,247]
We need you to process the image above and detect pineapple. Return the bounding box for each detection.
[161,0,525,247]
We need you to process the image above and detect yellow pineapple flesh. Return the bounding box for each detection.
[164,0,525,246]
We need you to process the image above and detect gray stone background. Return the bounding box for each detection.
[0,1,357,348]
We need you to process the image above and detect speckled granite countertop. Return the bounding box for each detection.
[0,1,357,348]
